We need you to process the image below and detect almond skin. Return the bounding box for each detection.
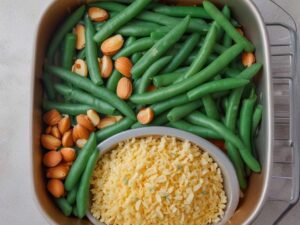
[74,24,85,50]
[137,107,154,125]
[76,139,87,148]
[58,116,71,135]
[47,179,65,198]
[236,28,244,36]
[115,57,133,78]
[147,85,156,92]
[72,125,90,142]
[88,7,109,22]
[43,109,62,126]
[60,147,76,162]
[43,151,62,167]
[117,77,132,100]
[87,109,100,126]
[76,114,95,132]
[101,55,113,78]
[242,52,256,67]
[101,34,124,56]
[41,135,61,150]
[45,126,52,134]
[97,117,117,129]
[72,59,88,77]
[46,165,69,180]
[51,125,61,139]
[62,130,74,147]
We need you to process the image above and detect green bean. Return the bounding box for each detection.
[131,110,169,129]
[96,117,135,141]
[153,72,184,87]
[184,23,218,79]
[54,84,116,115]
[197,39,227,55]
[252,104,263,137]
[167,100,202,122]
[42,73,55,100]
[222,6,232,48]
[66,184,78,205]
[239,97,257,149]
[113,37,154,60]
[77,48,86,60]
[168,120,222,139]
[183,53,217,67]
[65,133,97,191]
[73,206,78,217]
[163,33,200,73]
[131,52,143,64]
[187,112,261,172]
[45,65,135,119]
[223,67,241,77]
[89,2,128,12]
[77,149,99,218]
[106,70,123,92]
[153,5,211,19]
[137,56,172,94]
[124,36,136,47]
[131,44,244,105]
[93,0,152,43]
[62,33,76,70]
[202,95,220,120]
[47,6,85,63]
[150,27,171,41]
[85,17,103,85]
[203,1,254,52]
[117,21,161,37]
[54,198,72,216]
[187,78,249,101]
[42,99,91,115]
[132,16,190,79]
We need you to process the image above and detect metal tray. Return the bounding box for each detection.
[30,0,296,224]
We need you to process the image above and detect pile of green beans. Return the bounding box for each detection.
[42,0,264,217]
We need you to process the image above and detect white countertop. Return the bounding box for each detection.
[0,0,299,224]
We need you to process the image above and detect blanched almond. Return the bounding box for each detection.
[76,139,87,148]
[60,147,76,162]
[74,24,85,50]
[51,125,61,139]
[242,52,256,67]
[137,107,154,125]
[43,151,62,167]
[101,55,113,78]
[76,114,95,132]
[72,59,88,77]
[115,57,132,78]
[58,115,71,135]
[147,85,156,92]
[41,135,61,150]
[72,125,90,142]
[117,77,132,100]
[47,179,65,198]
[88,7,109,22]
[101,34,124,56]
[97,117,117,129]
[46,165,69,180]
[87,109,100,126]
[62,130,74,147]
[45,126,52,134]
[43,109,62,126]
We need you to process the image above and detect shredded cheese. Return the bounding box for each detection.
[90,136,227,225]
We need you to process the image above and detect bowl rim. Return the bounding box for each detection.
[87,126,239,225]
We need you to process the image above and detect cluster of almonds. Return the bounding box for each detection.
[41,108,122,198]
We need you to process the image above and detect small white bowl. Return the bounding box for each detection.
[87,127,239,225]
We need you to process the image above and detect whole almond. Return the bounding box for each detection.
[60,147,76,162]
[76,114,95,132]
[43,151,62,167]
[58,115,71,135]
[41,135,61,150]
[43,109,62,126]
[72,125,90,142]
[88,7,109,22]
[147,85,156,92]
[46,165,69,180]
[101,55,113,78]
[72,59,88,77]
[110,115,123,122]
[242,52,256,67]
[97,116,117,129]
[45,126,52,134]
[115,57,133,78]
[76,139,87,148]
[87,109,100,126]
[236,28,244,36]
[137,107,154,125]
[101,34,124,56]
[62,130,74,147]
[74,24,85,50]
[47,179,65,198]
[51,125,61,139]
[117,77,132,100]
